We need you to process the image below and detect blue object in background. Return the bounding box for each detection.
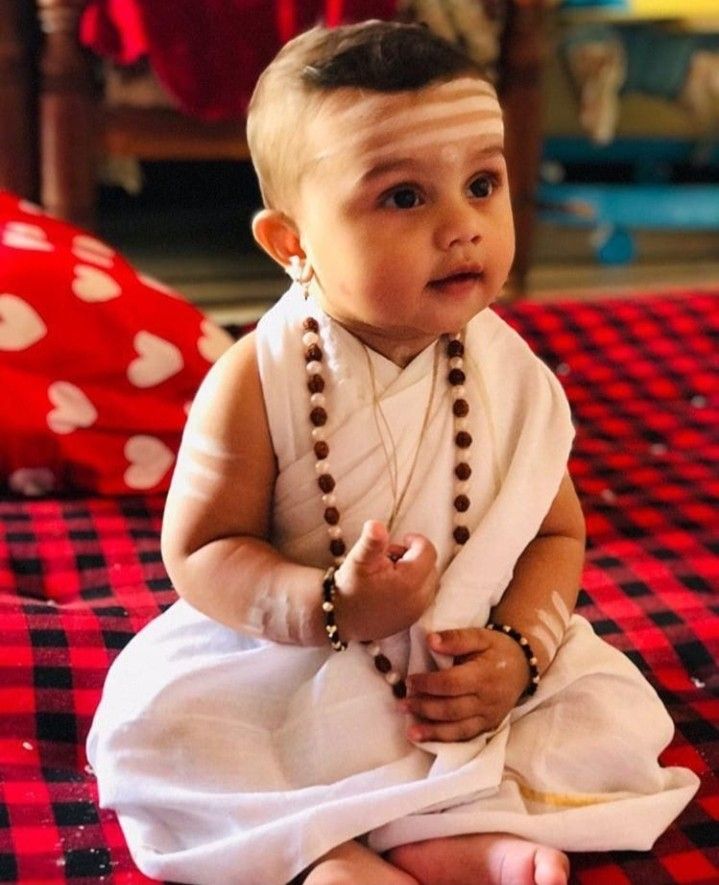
[539,137,719,264]
[539,183,719,228]
[538,183,719,264]
[594,227,636,264]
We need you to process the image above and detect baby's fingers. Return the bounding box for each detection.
[407,658,484,698]
[407,716,489,744]
[401,692,484,724]
[396,533,437,572]
[427,628,493,659]
[349,520,389,567]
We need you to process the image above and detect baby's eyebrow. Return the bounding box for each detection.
[458,140,504,163]
[465,143,506,163]
[359,157,422,184]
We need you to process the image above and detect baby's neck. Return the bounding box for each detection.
[331,318,440,368]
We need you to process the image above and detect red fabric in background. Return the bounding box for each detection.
[0,191,232,496]
[79,0,399,120]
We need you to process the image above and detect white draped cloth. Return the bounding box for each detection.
[87,288,698,885]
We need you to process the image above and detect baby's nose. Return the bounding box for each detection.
[434,201,482,250]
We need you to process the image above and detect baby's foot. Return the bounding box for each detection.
[388,833,569,885]
[305,838,420,885]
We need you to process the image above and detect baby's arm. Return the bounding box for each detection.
[404,472,585,741]
[161,333,437,646]
[485,471,586,668]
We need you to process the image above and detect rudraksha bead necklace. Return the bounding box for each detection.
[302,316,473,698]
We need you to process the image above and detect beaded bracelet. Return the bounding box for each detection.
[486,622,540,696]
[322,566,347,652]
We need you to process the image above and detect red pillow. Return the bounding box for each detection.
[0,190,233,496]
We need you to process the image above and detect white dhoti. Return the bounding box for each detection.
[87,289,699,885]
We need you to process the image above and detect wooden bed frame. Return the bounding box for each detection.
[0,0,38,201]
[0,0,546,292]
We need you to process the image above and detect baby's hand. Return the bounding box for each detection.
[402,628,530,742]
[334,520,437,641]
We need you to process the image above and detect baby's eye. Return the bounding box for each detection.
[468,174,496,199]
[382,187,422,210]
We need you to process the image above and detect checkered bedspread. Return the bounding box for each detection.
[1,293,717,884]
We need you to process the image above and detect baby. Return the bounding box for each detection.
[87,20,699,885]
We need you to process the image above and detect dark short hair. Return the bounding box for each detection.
[247,20,491,209]
[301,20,484,91]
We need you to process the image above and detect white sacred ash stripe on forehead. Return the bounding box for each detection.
[363,119,504,161]
[316,84,503,164]
[329,77,497,122]
[332,91,501,132]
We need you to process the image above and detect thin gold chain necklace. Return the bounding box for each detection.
[362,342,440,534]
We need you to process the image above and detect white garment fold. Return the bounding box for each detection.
[87,289,698,885]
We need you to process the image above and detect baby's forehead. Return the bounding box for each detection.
[308,77,503,164]
[327,77,497,122]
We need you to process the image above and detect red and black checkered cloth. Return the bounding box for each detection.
[1,293,717,884]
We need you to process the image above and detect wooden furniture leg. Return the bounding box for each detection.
[0,0,38,199]
[37,0,97,226]
[500,2,547,298]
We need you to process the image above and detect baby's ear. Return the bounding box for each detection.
[252,210,304,268]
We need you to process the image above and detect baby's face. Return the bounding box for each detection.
[294,77,515,364]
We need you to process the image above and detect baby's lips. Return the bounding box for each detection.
[429,263,484,286]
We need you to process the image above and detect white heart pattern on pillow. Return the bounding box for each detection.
[71,264,122,302]
[2,222,54,252]
[71,235,116,268]
[124,435,175,489]
[198,318,232,363]
[0,294,47,351]
[128,331,184,388]
[47,381,98,434]
[18,199,43,215]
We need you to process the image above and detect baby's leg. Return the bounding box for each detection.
[388,834,569,885]
[304,839,420,885]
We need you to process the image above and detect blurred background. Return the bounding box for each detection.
[1,0,718,323]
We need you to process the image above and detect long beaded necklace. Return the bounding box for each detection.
[301,316,473,698]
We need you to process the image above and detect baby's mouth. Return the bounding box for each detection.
[428,269,484,290]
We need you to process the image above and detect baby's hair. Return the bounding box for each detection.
[247,20,490,210]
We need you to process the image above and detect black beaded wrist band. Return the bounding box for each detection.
[486,622,540,696]
[322,566,347,652]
